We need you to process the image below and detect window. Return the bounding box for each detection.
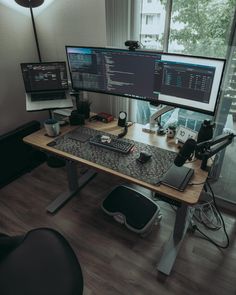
[138,0,236,124]
[146,15,154,25]
[168,0,235,58]
[140,0,165,50]
[137,0,236,205]
[140,0,235,56]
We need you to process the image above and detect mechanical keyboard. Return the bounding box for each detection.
[89,135,134,154]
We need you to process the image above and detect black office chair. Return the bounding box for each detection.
[0,228,83,295]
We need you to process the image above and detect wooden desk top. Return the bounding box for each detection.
[24,119,208,205]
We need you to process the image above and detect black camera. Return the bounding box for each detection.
[125,40,140,51]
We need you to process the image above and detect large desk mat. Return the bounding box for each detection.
[48,126,177,185]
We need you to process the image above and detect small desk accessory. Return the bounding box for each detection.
[176,126,198,143]
[44,119,60,137]
[118,111,127,127]
[90,112,114,123]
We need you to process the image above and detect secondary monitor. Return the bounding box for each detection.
[65,46,225,115]
[21,61,69,93]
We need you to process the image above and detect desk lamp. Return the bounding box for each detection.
[15,0,44,62]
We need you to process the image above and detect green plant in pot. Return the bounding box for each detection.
[76,99,91,119]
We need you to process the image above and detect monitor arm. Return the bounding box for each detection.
[197,133,235,170]
[150,105,175,125]
[142,105,175,133]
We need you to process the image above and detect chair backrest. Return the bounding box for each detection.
[0,228,83,295]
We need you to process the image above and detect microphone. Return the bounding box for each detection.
[174,138,196,167]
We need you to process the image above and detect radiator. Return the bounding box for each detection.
[0,121,46,188]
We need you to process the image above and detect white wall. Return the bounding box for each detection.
[36,0,110,114]
[0,0,109,135]
[0,4,48,135]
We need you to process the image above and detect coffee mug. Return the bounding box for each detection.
[44,119,60,137]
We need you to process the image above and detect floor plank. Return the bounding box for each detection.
[0,163,235,295]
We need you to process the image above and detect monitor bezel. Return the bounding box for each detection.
[20,61,69,93]
[65,45,225,115]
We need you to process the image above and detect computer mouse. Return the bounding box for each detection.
[137,151,152,164]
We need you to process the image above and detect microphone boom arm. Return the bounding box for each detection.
[197,133,235,170]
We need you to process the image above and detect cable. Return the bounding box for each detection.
[191,180,230,249]
[187,158,198,164]
[189,181,206,186]
[206,180,230,247]
[194,200,222,230]
[117,124,128,138]
[189,176,214,186]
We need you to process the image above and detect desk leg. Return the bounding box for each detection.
[46,160,97,214]
[157,203,193,275]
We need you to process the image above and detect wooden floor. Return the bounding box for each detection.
[0,163,235,295]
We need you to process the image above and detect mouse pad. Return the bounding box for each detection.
[49,126,177,185]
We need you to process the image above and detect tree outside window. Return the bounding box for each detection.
[167,0,236,120]
[168,0,235,58]
[139,0,236,126]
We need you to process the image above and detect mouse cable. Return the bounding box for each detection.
[191,180,230,249]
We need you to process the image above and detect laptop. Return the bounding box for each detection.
[21,61,73,110]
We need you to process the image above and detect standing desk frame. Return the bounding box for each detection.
[23,120,208,276]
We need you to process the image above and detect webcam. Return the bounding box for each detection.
[125,40,140,51]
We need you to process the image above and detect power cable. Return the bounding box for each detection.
[191,180,230,249]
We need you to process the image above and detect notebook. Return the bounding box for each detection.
[161,164,194,191]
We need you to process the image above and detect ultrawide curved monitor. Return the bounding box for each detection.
[65,46,225,115]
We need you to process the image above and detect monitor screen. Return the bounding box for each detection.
[21,62,69,93]
[66,46,225,115]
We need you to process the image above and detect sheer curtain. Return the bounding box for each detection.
[105,0,141,121]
